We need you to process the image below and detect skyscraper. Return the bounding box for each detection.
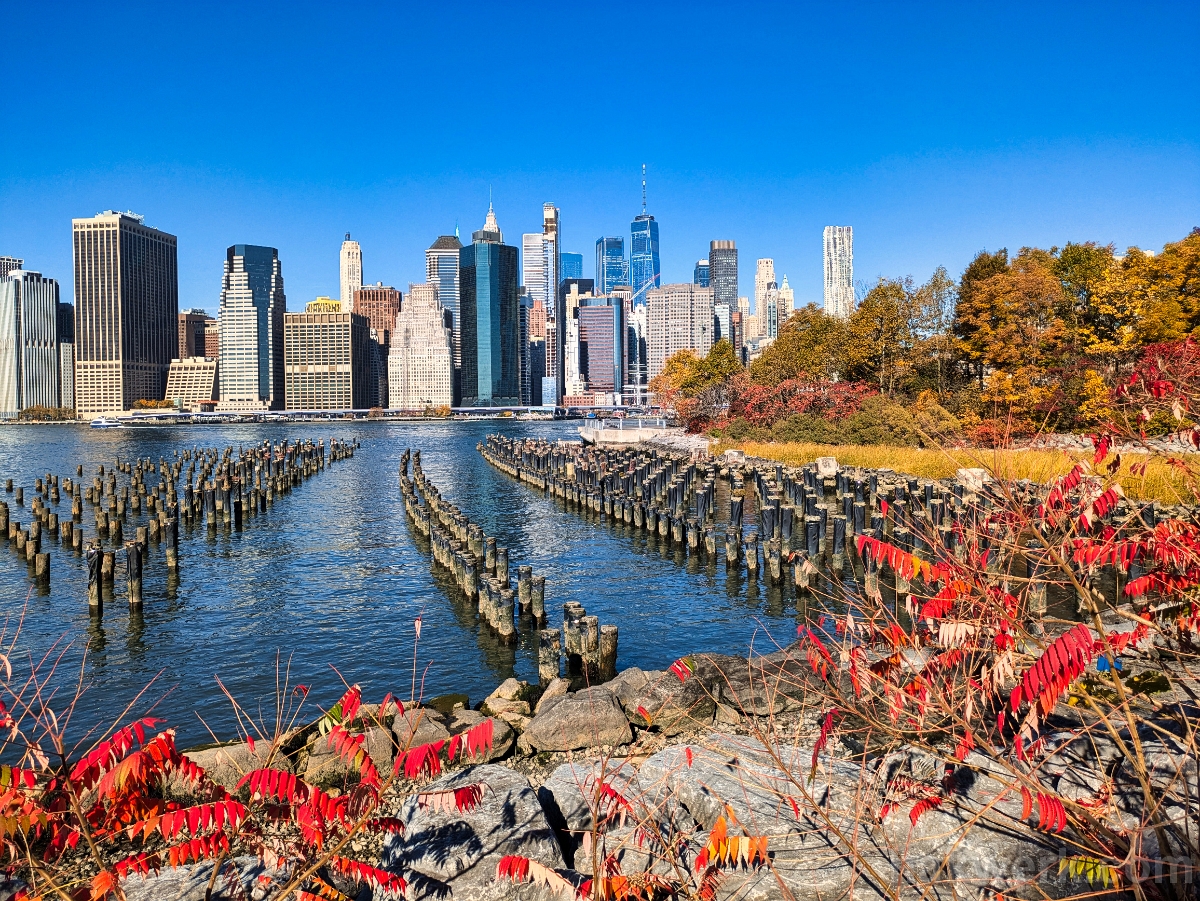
[58,301,74,410]
[178,309,212,359]
[709,240,738,312]
[754,258,775,317]
[541,204,562,399]
[353,283,402,349]
[284,307,373,410]
[0,258,22,280]
[777,275,795,327]
[521,233,550,308]
[646,283,714,380]
[426,234,463,385]
[560,252,583,281]
[694,259,710,287]
[595,237,628,294]
[579,296,624,395]
[217,244,286,411]
[340,234,362,312]
[459,205,520,406]
[630,170,660,307]
[824,226,854,318]
[389,284,453,410]
[72,211,178,416]
[0,269,60,415]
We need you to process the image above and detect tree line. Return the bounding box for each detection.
[652,228,1200,445]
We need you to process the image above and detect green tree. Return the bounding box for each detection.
[843,278,921,395]
[749,305,845,384]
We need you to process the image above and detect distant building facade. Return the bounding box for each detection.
[217,244,286,411]
[284,309,373,410]
[579,296,624,394]
[72,211,178,415]
[0,258,22,280]
[630,213,660,306]
[646,283,714,380]
[694,259,710,288]
[58,301,74,409]
[0,269,60,415]
[178,309,212,359]
[426,234,463,382]
[165,357,218,411]
[754,258,775,318]
[352,283,402,347]
[389,283,453,410]
[340,234,362,312]
[823,226,854,318]
[204,320,221,358]
[709,240,738,312]
[559,251,583,281]
[595,237,628,295]
[459,206,520,406]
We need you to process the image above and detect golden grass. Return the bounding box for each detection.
[724,440,1194,504]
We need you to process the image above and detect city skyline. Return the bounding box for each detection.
[4,4,1192,319]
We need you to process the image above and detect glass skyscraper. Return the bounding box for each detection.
[459,206,520,406]
[559,252,583,281]
[630,214,660,306]
[694,259,710,287]
[595,237,628,294]
[218,244,286,411]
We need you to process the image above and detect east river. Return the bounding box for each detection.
[0,420,809,748]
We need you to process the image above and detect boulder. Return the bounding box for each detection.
[522,688,632,752]
[447,708,515,762]
[169,740,294,796]
[383,764,568,900]
[618,666,716,736]
[481,678,533,718]
[122,856,285,900]
[304,726,393,788]
[392,708,451,752]
[535,677,571,713]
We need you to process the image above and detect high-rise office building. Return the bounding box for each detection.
[0,269,60,415]
[559,280,594,395]
[178,309,212,359]
[353,283,402,348]
[519,291,532,406]
[764,283,780,338]
[595,237,628,294]
[709,240,738,311]
[0,258,22,280]
[426,235,462,376]
[541,204,562,398]
[714,301,732,344]
[777,275,795,327]
[694,259,710,288]
[528,338,545,406]
[204,320,221,358]
[823,226,854,318]
[560,252,583,281]
[389,284,453,410]
[339,234,362,312]
[58,301,75,409]
[165,357,218,411]
[630,166,660,307]
[529,298,546,340]
[624,301,648,404]
[754,258,775,316]
[579,296,624,395]
[217,244,286,411]
[72,211,178,416]
[521,233,550,308]
[284,308,373,410]
[459,206,520,406]
[646,283,714,380]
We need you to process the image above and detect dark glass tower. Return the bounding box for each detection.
[630,214,660,306]
[459,206,520,406]
[709,240,738,309]
[595,237,628,294]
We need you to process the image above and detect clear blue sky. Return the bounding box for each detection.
[2,1,1196,316]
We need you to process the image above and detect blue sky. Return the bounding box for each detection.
[1,1,1196,316]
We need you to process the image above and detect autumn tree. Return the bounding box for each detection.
[650,340,743,429]
[952,248,1009,384]
[749,304,845,384]
[842,277,923,395]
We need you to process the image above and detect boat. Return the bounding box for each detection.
[90,417,123,429]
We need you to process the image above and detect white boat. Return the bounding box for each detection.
[90,417,123,429]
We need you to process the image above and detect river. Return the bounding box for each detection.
[0,420,809,749]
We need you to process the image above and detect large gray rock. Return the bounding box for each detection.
[169,740,294,795]
[392,708,451,753]
[383,764,568,900]
[304,725,394,788]
[123,856,285,900]
[636,734,1071,900]
[616,665,716,736]
[522,688,632,752]
[447,708,515,762]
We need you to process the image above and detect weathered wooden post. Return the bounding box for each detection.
[35,552,49,584]
[101,550,115,584]
[126,541,143,607]
[484,536,496,574]
[496,547,509,586]
[745,532,759,575]
[87,544,102,611]
[517,565,532,614]
[165,511,179,570]
[599,624,618,680]
[532,574,546,622]
[538,629,561,685]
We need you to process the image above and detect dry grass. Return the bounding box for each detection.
[724,440,1193,504]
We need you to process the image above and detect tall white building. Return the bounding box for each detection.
[389,283,453,409]
[754,258,775,317]
[823,226,854,318]
[0,270,60,416]
[59,342,74,411]
[646,283,714,380]
[217,245,286,411]
[340,234,362,312]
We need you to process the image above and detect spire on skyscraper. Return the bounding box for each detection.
[641,163,647,216]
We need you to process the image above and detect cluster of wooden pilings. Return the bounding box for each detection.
[479,435,1160,616]
[399,448,619,686]
[1,437,357,613]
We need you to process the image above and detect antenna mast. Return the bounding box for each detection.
[641,164,647,215]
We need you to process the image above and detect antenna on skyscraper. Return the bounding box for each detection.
[641,164,647,215]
